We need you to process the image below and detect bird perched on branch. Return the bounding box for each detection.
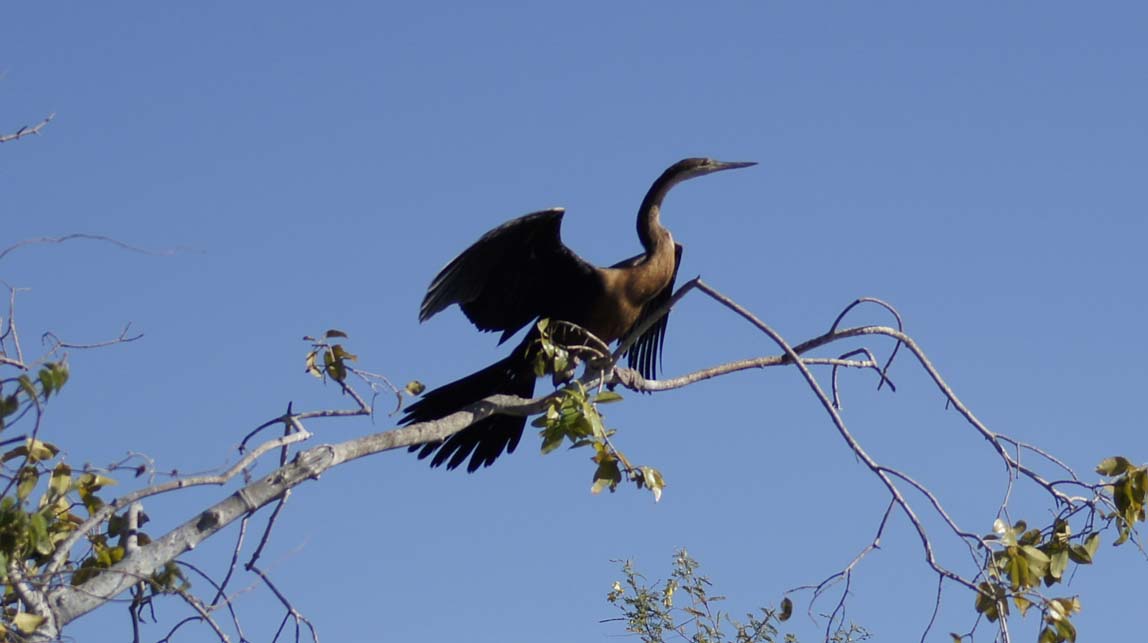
[402,157,756,471]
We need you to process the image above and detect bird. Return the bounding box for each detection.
[401,157,756,472]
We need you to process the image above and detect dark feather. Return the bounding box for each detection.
[622,244,683,380]
[402,337,537,472]
[419,209,601,343]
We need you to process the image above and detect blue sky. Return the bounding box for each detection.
[3,3,1146,642]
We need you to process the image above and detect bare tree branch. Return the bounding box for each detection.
[5,269,1129,642]
[0,233,190,264]
[0,112,54,144]
[41,324,144,351]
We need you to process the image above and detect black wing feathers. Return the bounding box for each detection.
[410,209,682,471]
[402,338,537,472]
[419,208,599,343]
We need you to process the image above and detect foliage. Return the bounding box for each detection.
[0,359,186,638]
[964,456,1147,643]
[1097,456,1147,546]
[530,319,665,501]
[1,236,1144,641]
[606,550,870,643]
[304,329,356,383]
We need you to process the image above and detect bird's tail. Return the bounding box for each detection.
[401,341,537,472]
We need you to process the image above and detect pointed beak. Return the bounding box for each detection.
[712,160,757,172]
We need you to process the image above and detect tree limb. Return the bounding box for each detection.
[0,113,54,144]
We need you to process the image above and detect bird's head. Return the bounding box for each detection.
[665,157,757,184]
[643,158,756,210]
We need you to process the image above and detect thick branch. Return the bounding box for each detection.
[22,277,1096,641]
[41,391,559,629]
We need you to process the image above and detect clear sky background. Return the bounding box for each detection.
[3,3,1146,642]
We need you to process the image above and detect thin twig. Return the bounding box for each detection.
[173,587,231,643]
[829,297,904,392]
[0,233,189,263]
[790,500,895,639]
[248,564,319,643]
[692,280,979,593]
[213,515,249,607]
[178,560,246,641]
[42,324,143,351]
[921,575,944,643]
[0,112,54,144]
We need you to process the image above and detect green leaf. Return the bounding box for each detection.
[551,348,569,374]
[1083,532,1100,557]
[17,468,39,502]
[1048,548,1069,581]
[1014,595,1033,617]
[991,518,1008,536]
[974,581,1006,622]
[405,380,426,396]
[325,355,347,382]
[593,391,624,404]
[591,458,621,495]
[12,612,45,634]
[95,543,112,566]
[324,329,349,339]
[1019,528,1043,546]
[77,472,118,493]
[38,368,54,400]
[1067,544,1092,565]
[639,466,666,502]
[26,439,59,463]
[1021,545,1050,564]
[1052,518,1071,543]
[29,512,52,555]
[533,351,549,378]
[1,393,18,418]
[48,462,72,498]
[1096,456,1132,476]
[778,597,793,622]
[1052,596,1081,616]
[331,344,357,361]
[539,426,565,455]
[52,362,70,390]
[305,350,322,378]
[33,362,69,399]
[18,375,37,400]
[1049,615,1077,643]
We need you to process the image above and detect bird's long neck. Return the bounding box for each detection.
[635,169,680,253]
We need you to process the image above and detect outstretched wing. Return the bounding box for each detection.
[621,243,683,381]
[419,208,602,343]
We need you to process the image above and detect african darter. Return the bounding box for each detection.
[402,158,756,471]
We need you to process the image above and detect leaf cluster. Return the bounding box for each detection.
[971,516,1094,643]
[0,360,185,638]
[606,550,867,643]
[304,329,356,383]
[1096,456,1147,546]
[968,454,1147,643]
[0,361,69,431]
[529,321,665,501]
